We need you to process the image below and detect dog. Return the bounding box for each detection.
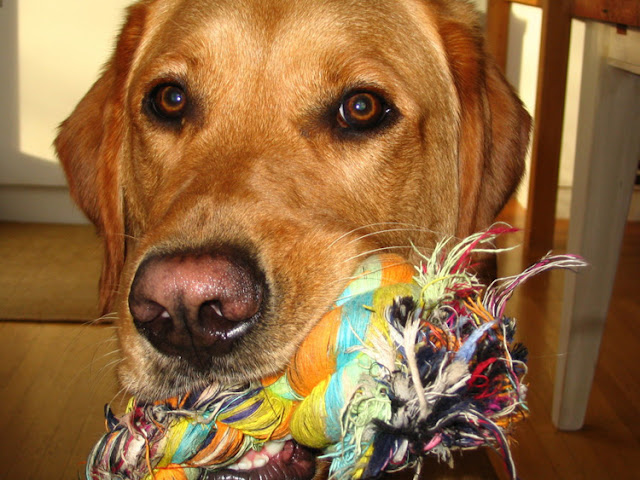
[56,0,530,477]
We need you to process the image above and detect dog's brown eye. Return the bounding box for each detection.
[149,84,187,120]
[337,91,388,130]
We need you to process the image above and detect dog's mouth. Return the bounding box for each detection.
[204,438,316,480]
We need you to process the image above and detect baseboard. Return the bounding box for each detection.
[0,185,88,224]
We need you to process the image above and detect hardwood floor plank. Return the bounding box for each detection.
[32,327,123,479]
[0,323,121,479]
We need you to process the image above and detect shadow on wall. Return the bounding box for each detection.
[0,0,18,166]
[0,2,86,224]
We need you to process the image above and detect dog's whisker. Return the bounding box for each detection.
[341,226,448,248]
[322,253,428,293]
[104,230,138,241]
[320,243,441,294]
[63,322,117,360]
[82,311,119,327]
[92,356,125,380]
[325,264,407,290]
[79,352,122,384]
[91,347,121,363]
[107,385,131,415]
[325,223,394,251]
[325,222,439,251]
[341,245,429,264]
[61,337,121,392]
[80,333,119,359]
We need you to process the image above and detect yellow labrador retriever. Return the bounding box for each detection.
[56,0,529,477]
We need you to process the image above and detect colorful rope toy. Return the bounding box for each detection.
[87,227,585,480]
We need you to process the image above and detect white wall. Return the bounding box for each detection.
[0,0,131,223]
[471,2,545,211]
[474,0,488,12]
[504,4,542,209]
[496,4,585,217]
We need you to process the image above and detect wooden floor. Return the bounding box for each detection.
[491,209,640,479]
[0,211,638,479]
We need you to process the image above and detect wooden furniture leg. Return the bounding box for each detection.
[486,0,572,256]
[524,0,573,257]
[484,0,640,432]
[552,22,640,430]
[486,0,511,71]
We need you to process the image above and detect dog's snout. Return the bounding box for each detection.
[129,248,265,366]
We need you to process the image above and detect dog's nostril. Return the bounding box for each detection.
[205,300,224,319]
[129,248,266,365]
[130,300,170,324]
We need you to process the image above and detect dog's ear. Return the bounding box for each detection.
[435,6,531,236]
[55,4,148,314]
[472,60,531,232]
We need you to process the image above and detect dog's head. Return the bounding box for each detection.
[56,0,529,402]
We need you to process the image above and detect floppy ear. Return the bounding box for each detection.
[472,61,531,231]
[55,4,148,314]
[435,7,531,236]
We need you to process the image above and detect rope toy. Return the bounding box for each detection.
[87,227,586,480]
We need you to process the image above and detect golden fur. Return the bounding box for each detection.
[56,0,530,402]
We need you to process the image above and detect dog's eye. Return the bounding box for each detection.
[337,91,389,130]
[148,83,188,120]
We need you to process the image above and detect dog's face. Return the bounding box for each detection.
[56,0,529,403]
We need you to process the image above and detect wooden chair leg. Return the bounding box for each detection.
[524,0,573,257]
[552,21,640,430]
[486,0,511,71]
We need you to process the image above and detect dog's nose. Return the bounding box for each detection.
[128,249,265,366]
